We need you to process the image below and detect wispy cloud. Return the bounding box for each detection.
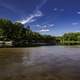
[53,8,58,11]
[1,2,16,13]
[77,11,80,14]
[17,10,43,24]
[35,24,41,27]
[53,8,64,12]
[60,9,64,12]
[42,24,55,28]
[1,2,24,15]
[34,23,55,31]
[34,23,55,32]
[36,0,48,10]
[72,22,79,26]
[40,29,50,32]
[35,24,55,28]
[48,24,55,27]
[17,0,48,24]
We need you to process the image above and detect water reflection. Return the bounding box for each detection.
[0,46,80,80]
[0,48,31,80]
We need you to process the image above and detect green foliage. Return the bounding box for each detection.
[0,19,57,47]
[1,19,80,46]
[63,32,80,41]
[60,32,80,45]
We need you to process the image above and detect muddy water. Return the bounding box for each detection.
[0,46,80,80]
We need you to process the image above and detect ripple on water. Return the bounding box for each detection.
[0,46,80,80]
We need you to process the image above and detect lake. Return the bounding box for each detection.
[0,46,80,80]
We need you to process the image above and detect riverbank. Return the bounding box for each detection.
[61,41,80,45]
[0,41,56,47]
[0,40,80,48]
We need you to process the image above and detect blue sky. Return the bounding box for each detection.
[0,0,80,36]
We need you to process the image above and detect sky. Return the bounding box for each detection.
[0,0,80,36]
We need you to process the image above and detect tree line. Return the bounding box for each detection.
[0,19,57,47]
[0,19,80,47]
[59,32,80,45]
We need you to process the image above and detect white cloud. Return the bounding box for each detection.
[60,9,64,11]
[72,22,79,26]
[34,24,55,31]
[35,24,41,27]
[16,10,43,24]
[53,8,64,12]
[43,25,47,28]
[17,15,34,24]
[16,0,48,24]
[28,19,37,23]
[33,23,55,32]
[39,24,53,32]
[40,29,50,32]
[41,24,55,28]
[77,11,80,14]
[49,24,55,27]
[53,8,58,11]
[36,0,48,10]
[34,10,43,17]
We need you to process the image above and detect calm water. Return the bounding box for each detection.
[0,46,80,80]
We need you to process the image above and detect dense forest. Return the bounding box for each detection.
[0,19,80,47]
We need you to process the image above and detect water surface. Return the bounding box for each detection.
[0,46,80,80]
